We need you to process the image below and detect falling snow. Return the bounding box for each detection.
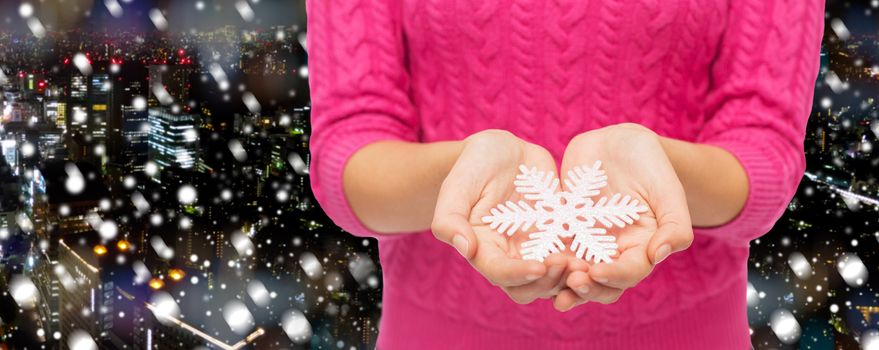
[0,2,874,349]
[770,309,801,345]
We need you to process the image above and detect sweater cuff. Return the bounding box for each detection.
[694,137,795,244]
[312,130,411,240]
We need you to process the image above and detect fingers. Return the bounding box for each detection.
[549,251,594,311]
[566,270,624,304]
[588,244,652,289]
[645,176,694,265]
[553,269,627,312]
[566,255,591,273]
[504,254,568,303]
[554,267,626,312]
[552,289,585,312]
[479,256,546,288]
[471,239,546,287]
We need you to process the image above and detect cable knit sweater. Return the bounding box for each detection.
[306,0,824,348]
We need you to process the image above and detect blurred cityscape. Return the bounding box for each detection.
[0,1,380,349]
[0,0,875,349]
[746,1,879,349]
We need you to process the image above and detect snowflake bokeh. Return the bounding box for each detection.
[0,1,379,349]
[0,0,875,349]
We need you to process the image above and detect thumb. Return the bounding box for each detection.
[431,172,480,260]
[647,219,693,265]
[431,211,478,260]
[646,181,694,265]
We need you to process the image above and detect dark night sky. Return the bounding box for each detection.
[0,0,307,33]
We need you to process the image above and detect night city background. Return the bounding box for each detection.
[0,0,876,349]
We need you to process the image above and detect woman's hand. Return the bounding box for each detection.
[432,129,581,304]
[552,123,694,311]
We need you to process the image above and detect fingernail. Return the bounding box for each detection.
[525,274,541,281]
[595,277,608,284]
[563,302,581,312]
[654,244,672,265]
[577,286,590,295]
[452,235,469,258]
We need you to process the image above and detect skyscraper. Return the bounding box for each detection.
[147,107,198,170]
[119,106,149,173]
[67,74,88,134]
[86,74,111,143]
[107,76,148,178]
[44,100,65,131]
[66,69,114,168]
[57,236,138,349]
[148,65,192,107]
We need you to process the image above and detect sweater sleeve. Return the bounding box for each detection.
[693,0,824,244]
[306,0,420,239]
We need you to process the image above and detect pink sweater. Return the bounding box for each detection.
[307,0,824,348]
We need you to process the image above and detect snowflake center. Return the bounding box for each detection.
[540,192,586,233]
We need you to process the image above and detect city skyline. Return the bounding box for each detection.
[1,4,381,348]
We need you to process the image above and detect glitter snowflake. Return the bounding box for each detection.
[481,161,648,263]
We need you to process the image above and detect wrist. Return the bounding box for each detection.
[441,139,468,176]
[657,136,682,176]
[658,136,749,227]
[343,139,467,233]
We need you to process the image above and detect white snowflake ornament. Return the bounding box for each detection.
[482,161,648,263]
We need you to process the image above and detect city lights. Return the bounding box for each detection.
[148,278,165,290]
[0,3,342,349]
[93,245,108,256]
[168,268,185,281]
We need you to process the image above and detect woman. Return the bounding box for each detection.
[307,0,824,348]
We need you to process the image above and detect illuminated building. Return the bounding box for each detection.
[119,106,149,173]
[147,107,198,170]
[0,155,20,266]
[64,66,115,168]
[86,74,111,141]
[23,161,109,344]
[148,65,192,106]
[70,75,87,99]
[107,77,149,183]
[0,139,17,172]
[0,175,17,238]
[57,234,139,349]
[57,239,102,349]
[44,100,66,131]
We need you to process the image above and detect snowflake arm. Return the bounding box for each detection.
[519,230,566,262]
[513,165,559,204]
[481,200,547,235]
[570,227,618,263]
[564,161,607,198]
[587,193,649,228]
